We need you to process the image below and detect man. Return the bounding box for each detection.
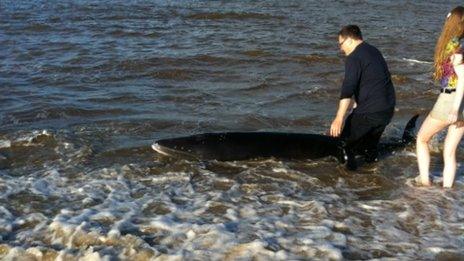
[329,25,396,170]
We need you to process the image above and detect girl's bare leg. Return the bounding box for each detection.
[442,122,464,188]
[416,115,448,186]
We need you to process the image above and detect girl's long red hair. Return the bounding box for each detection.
[434,6,464,81]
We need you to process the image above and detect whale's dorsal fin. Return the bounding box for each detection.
[401,114,420,144]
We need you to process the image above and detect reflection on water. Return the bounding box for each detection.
[1,0,464,259]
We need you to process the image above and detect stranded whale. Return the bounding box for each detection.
[152,115,419,162]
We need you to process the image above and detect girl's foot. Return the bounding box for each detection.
[414,175,433,186]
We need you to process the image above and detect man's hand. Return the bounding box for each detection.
[329,117,344,137]
[329,98,352,137]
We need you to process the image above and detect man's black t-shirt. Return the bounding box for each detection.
[340,42,396,114]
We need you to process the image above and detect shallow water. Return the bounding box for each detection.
[1,0,464,260]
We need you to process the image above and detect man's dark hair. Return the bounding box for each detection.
[338,25,363,40]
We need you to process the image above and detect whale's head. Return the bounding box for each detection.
[152,134,214,159]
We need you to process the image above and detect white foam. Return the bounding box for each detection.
[359,203,382,210]
[1,145,463,260]
[401,58,433,64]
[151,172,191,184]
[31,179,54,197]
[272,167,288,173]
[15,130,52,145]
[80,248,110,261]
[3,247,26,260]
[0,140,11,148]
[0,207,14,240]
[428,246,445,253]
[239,206,257,218]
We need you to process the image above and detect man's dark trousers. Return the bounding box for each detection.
[340,108,394,169]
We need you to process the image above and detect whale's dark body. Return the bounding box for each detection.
[153,132,346,161]
[152,115,419,162]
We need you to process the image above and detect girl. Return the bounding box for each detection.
[417,6,464,188]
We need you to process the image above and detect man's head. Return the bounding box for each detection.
[338,25,363,56]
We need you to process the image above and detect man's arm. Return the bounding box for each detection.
[329,98,353,137]
[329,56,360,137]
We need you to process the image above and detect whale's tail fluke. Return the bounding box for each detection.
[401,114,419,144]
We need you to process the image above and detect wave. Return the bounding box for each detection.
[152,69,197,80]
[235,82,270,92]
[108,29,159,38]
[0,140,11,149]
[22,23,53,32]
[293,54,341,64]
[391,74,413,85]
[401,58,433,64]
[193,54,232,64]
[187,12,285,20]
[241,50,272,57]
[4,106,134,125]
[0,130,54,151]
[85,94,146,104]
[77,55,238,75]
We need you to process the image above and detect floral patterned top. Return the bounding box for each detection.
[440,37,463,89]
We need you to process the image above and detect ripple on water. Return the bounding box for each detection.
[186,12,286,20]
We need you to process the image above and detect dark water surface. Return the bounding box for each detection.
[1,0,464,259]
